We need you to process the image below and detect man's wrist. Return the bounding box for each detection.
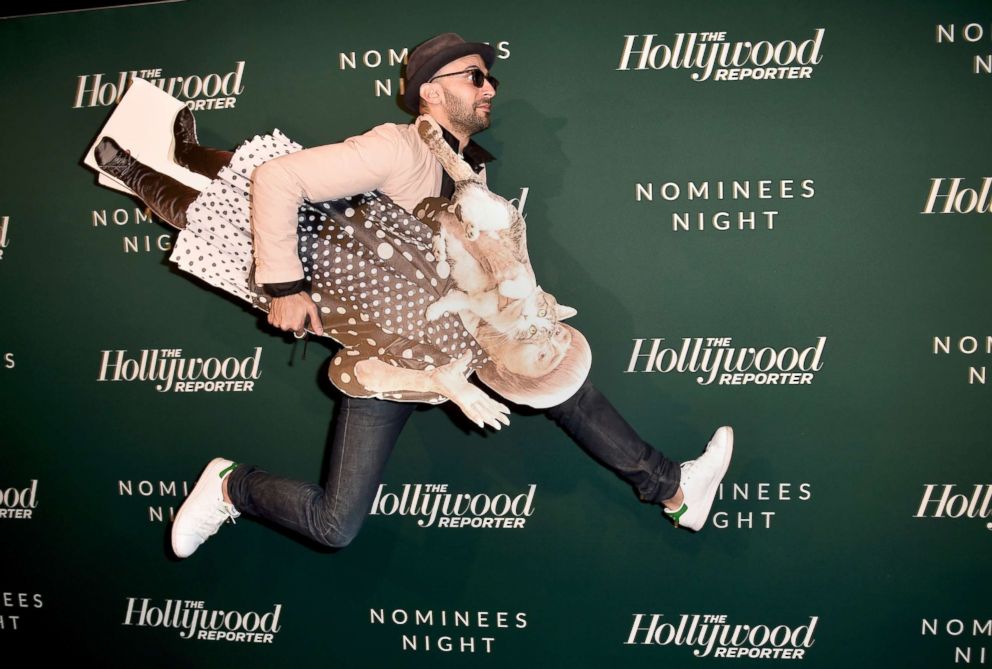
[263,278,309,297]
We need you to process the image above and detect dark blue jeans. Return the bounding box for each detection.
[227,379,680,548]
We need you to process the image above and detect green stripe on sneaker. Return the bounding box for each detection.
[218,462,239,478]
[665,503,688,527]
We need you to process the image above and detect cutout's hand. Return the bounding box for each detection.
[431,353,511,430]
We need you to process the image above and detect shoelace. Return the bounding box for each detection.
[102,148,141,183]
[193,502,239,536]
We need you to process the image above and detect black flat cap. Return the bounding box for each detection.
[402,33,495,114]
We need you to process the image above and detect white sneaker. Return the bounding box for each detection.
[665,426,734,531]
[171,458,241,558]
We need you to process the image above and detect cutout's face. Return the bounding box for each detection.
[499,324,572,377]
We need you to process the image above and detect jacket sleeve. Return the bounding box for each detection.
[250,124,405,284]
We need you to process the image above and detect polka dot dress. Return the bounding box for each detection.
[170,131,488,403]
[290,192,488,402]
[171,130,302,302]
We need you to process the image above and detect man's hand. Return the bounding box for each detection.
[430,353,511,430]
[267,291,324,337]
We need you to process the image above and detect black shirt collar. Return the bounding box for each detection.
[439,124,495,174]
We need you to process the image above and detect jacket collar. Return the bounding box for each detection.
[438,123,495,174]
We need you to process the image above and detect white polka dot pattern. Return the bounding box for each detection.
[169,131,488,404]
[171,130,303,302]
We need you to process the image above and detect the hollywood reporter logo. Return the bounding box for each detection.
[626,613,818,660]
[915,484,992,531]
[626,337,826,385]
[922,178,992,216]
[370,483,536,528]
[73,62,246,111]
[618,30,824,82]
[123,598,282,643]
[97,348,262,392]
[0,480,38,520]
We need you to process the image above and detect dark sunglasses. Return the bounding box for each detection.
[428,67,499,90]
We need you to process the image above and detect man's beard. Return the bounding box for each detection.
[443,89,490,136]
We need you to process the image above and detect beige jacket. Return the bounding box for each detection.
[250,118,486,284]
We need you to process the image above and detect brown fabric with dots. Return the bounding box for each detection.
[171,131,487,404]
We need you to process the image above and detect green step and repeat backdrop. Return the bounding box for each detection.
[1,0,989,666]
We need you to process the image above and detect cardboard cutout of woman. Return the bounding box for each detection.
[93,104,589,427]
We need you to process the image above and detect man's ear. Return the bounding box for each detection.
[420,82,442,107]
